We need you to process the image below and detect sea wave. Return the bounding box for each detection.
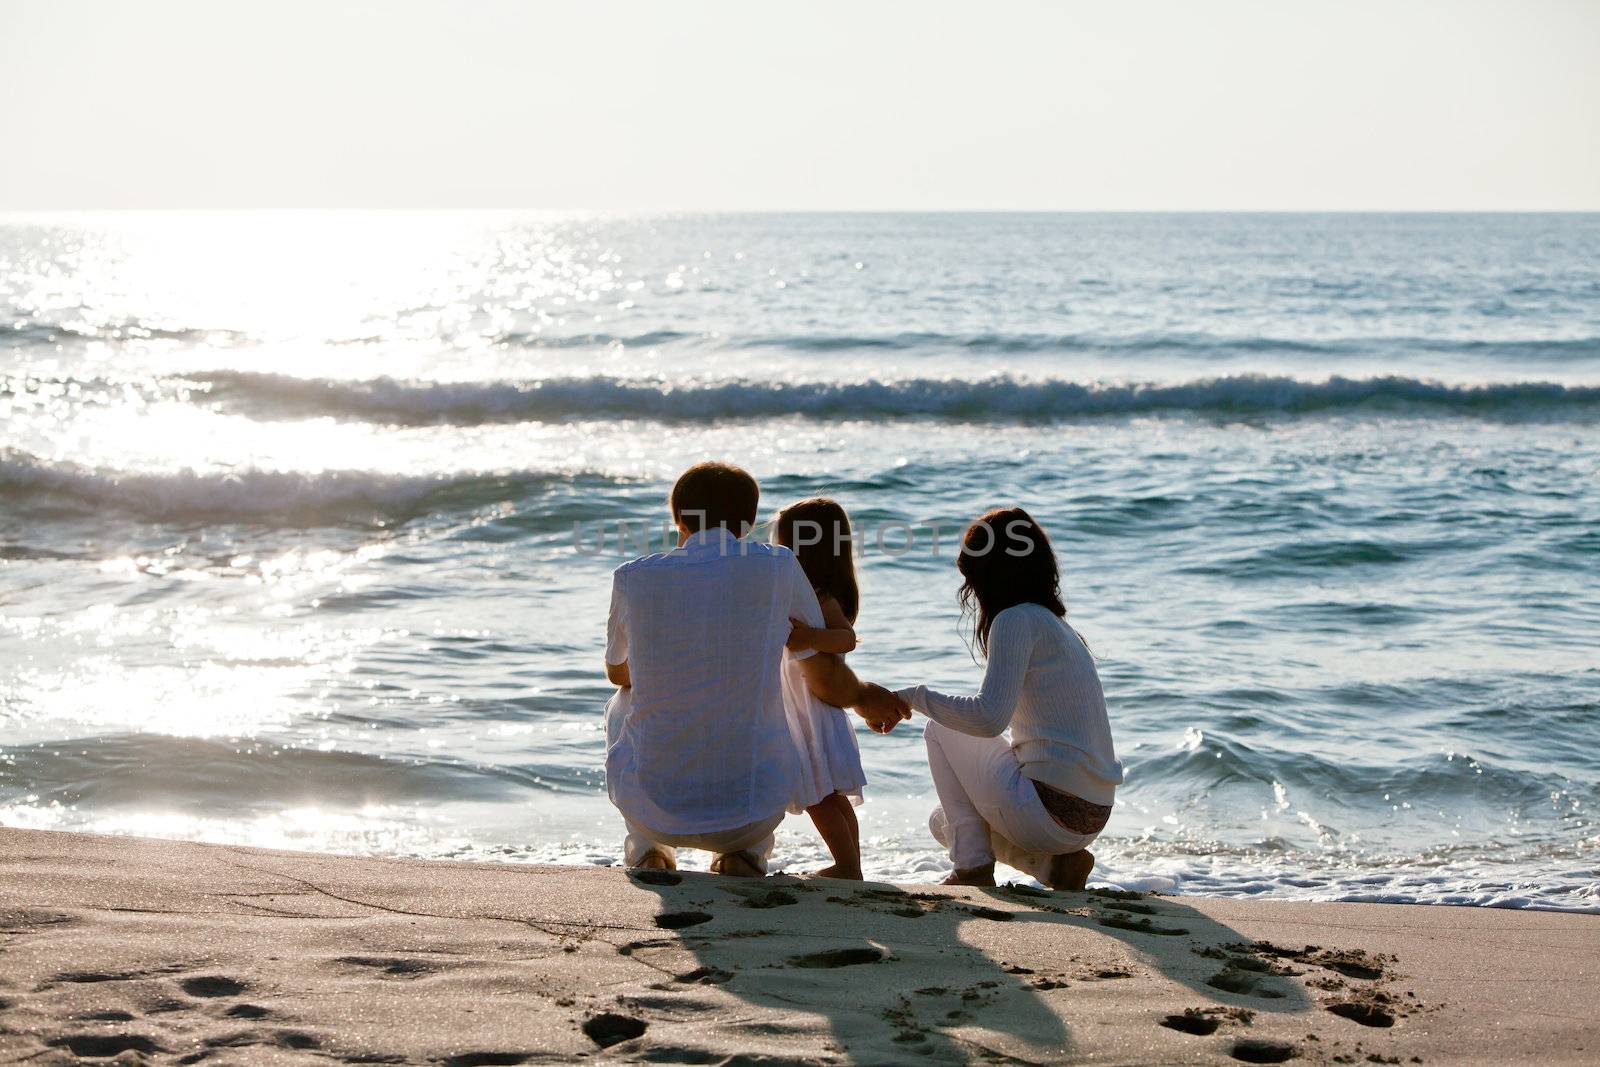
[1,319,244,347]
[1,733,586,808]
[727,331,1600,359]
[186,370,1600,424]
[0,449,579,525]
[7,316,1598,360]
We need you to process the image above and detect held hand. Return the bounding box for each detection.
[855,683,913,735]
[786,617,815,652]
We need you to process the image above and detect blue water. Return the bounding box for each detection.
[2,212,1597,910]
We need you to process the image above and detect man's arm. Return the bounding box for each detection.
[604,572,630,688]
[798,652,863,709]
[798,655,909,733]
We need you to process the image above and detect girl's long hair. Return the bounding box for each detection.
[957,507,1066,657]
[773,497,859,624]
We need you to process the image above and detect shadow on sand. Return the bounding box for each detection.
[612,869,1319,1064]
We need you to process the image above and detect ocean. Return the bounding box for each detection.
[2,211,1596,911]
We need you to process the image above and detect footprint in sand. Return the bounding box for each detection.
[50,1034,166,1058]
[54,967,168,985]
[654,910,714,930]
[1063,965,1133,983]
[441,1052,533,1066]
[1100,900,1159,915]
[3,910,76,932]
[630,869,683,887]
[582,1012,648,1048]
[787,946,885,969]
[206,1029,321,1051]
[1160,1006,1255,1036]
[226,1004,271,1019]
[335,956,440,978]
[998,883,1053,900]
[1314,952,1389,981]
[1097,914,1189,936]
[1327,998,1397,1027]
[828,889,932,919]
[1207,966,1286,999]
[180,974,249,998]
[737,889,799,909]
[1230,1037,1298,1063]
[673,966,734,985]
[1161,1012,1221,1036]
[1239,941,1391,981]
[1089,888,1147,901]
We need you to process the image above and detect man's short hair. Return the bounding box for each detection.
[671,462,759,536]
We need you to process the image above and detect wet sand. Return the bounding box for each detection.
[1,827,1595,1064]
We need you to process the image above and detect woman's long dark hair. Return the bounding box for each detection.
[774,497,859,624]
[957,507,1066,657]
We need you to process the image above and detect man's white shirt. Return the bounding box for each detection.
[605,528,825,835]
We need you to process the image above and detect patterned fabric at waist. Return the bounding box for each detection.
[1031,779,1112,835]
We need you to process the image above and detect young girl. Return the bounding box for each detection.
[775,497,868,880]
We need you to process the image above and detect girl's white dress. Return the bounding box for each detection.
[781,647,867,812]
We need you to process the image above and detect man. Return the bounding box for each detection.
[604,461,908,876]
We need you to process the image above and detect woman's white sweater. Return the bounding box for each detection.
[898,602,1124,805]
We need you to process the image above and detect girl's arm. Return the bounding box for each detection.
[787,594,857,654]
[896,608,1037,737]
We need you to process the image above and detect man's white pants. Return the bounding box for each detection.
[924,720,1099,883]
[623,813,784,874]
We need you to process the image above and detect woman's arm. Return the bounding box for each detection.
[786,595,858,654]
[898,608,1037,737]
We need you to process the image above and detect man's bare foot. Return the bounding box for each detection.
[1046,849,1094,891]
[633,852,675,871]
[710,851,764,878]
[942,863,997,887]
[813,864,863,881]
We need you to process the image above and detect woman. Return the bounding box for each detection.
[895,508,1122,889]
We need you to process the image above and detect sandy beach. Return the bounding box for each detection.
[0,828,1594,1064]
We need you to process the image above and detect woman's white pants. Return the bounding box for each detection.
[924,719,1100,882]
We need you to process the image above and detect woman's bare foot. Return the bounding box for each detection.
[710,851,764,878]
[813,864,863,881]
[633,852,675,871]
[942,863,997,887]
[1045,849,1094,891]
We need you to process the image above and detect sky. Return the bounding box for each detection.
[2,0,1597,211]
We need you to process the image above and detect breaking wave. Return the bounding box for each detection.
[186,370,1600,424]
[0,449,580,525]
